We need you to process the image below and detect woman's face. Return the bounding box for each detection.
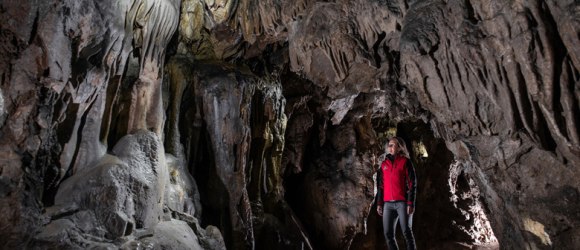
[387,139,398,155]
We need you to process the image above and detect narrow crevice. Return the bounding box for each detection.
[372,31,386,68]
[463,0,480,25]
[514,63,536,137]
[59,92,98,185]
[538,0,570,140]
[28,10,39,45]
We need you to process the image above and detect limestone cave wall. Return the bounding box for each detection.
[0,0,578,249]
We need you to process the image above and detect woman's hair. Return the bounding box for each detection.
[387,137,410,158]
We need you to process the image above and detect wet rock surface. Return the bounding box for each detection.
[1,0,579,249]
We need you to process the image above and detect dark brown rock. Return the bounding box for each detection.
[399,0,579,248]
[164,58,311,249]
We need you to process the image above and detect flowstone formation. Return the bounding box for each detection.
[0,0,224,249]
[1,0,578,249]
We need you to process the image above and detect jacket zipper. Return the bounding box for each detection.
[389,157,394,201]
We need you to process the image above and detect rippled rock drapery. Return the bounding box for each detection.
[163,57,314,249]
[0,0,135,246]
[1,0,579,249]
[399,0,580,248]
[0,0,224,249]
[291,118,377,249]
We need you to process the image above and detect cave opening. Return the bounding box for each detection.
[395,120,498,249]
[189,127,240,249]
[281,109,500,249]
[282,114,320,249]
[355,119,498,249]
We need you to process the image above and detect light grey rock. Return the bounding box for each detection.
[40,143,218,249]
[52,130,168,241]
[0,88,5,126]
[138,219,203,250]
[171,211,226,250]
[164,154,201,218]
[200,225,227,250]
[112,130,170,229]
[54,154,137,238]
[33,211,117,250]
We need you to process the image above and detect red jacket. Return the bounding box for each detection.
[376,154,417,207]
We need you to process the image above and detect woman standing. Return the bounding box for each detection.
[376,137,417,250]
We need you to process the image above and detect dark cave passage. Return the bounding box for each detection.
[396,121,497,249]
[283,118,498,249]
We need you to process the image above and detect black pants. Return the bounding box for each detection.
[382,201,416,250]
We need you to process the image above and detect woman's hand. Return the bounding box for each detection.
[407,206,414,215]
[377,205,383,216]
